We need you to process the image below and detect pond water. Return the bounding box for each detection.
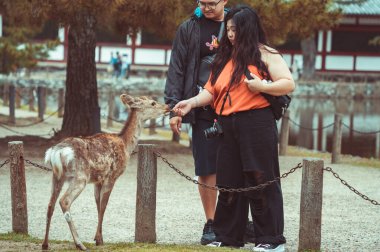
[287,98,380,159]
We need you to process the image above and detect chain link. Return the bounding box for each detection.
[287,117,334,131]
[323,167,380,206]
[25,159,52,172]
[0,159,10,169]
[154,150,302,192]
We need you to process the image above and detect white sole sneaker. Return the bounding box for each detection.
[252,243,285,252]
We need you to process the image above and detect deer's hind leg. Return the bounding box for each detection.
[59,178,87,251]
[94,178,116,246]
[42,175,65,250]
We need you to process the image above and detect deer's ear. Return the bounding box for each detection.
[120,94,134,104]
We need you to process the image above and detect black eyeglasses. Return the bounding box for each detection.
[197,0,222,10]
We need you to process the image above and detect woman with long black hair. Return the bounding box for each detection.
[173,5,295,252]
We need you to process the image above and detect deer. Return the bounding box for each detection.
[42,94,169,251]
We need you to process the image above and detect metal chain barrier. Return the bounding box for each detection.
[154,150,302,192]
[0,106,63,128]
[0,159,10,169]
[287,117,334,131]
[4,149,379,206]
[323,166,379,206]
[342,122,380,135]
[25,159,52,172]
[0,124,54,137]
[287,116,380,135]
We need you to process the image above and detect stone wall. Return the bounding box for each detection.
[293,81,380,99]
[1,74,380,99]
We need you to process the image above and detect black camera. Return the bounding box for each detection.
[204,120,223,139]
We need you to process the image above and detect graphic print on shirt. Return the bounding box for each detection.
[206,35,219,51]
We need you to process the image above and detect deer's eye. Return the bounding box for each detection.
[151,102,156,106]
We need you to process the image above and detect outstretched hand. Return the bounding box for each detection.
[172,99,193,117]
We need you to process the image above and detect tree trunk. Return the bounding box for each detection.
[301,35,316,81]
[60,11,100,137]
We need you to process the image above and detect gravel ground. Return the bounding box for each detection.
[1,149,380,251]
[0,108,380,251]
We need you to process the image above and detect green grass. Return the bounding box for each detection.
[0,233,235,252]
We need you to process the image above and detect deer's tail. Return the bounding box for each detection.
[45,146,74,179]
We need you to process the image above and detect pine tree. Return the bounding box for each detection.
[0,2,58,75]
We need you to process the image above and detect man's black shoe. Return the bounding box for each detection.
[244,220,256,244]
[200,219,216,245]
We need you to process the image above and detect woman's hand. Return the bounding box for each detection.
[172,99,194,117]
[244,72,266,93]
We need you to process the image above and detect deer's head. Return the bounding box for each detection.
[120,94,169,121]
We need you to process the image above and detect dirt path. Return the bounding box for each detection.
[1,108,380,251]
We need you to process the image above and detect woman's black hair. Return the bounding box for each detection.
[210,5,272,86]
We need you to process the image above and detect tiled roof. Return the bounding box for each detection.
[335,0,380,15]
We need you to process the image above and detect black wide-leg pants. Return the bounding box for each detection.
[213,107,286,247]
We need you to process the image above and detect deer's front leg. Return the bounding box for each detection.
[94,179,116,246]
[60,178,87,251]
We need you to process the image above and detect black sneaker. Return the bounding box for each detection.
[252,243,285,252]
[244,220,256,243]
[200,219,216,245]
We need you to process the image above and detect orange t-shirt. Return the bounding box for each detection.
[204,60,270,116]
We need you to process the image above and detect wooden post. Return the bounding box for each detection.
[161,115,165,127]
[298,158,324,251]
[28,87,35,111]
[58,88,65,118]
[8,141,28,234]
[9,85,16,124]
[331,113,343,164]
[37,86,46,121]
[107,89,114,128]
[317,113,323,151]
[15,87,22,108]
[3,84,9,106]
[135,144,157,243]
[149,118,157,135]
[279,110,290,156]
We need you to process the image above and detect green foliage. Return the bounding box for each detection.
[113,0,195,38]
[0,27,59,74]
[286,0,342,40]
[0,28,58,74]
[231,0,341,46]
[0,1,59,74]
[0,0,343,49]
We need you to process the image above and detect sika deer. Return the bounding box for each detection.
[42,94,169,250]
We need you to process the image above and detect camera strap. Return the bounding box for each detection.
[218,83,232,117]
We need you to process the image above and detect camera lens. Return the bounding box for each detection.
[204,126,217,139]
